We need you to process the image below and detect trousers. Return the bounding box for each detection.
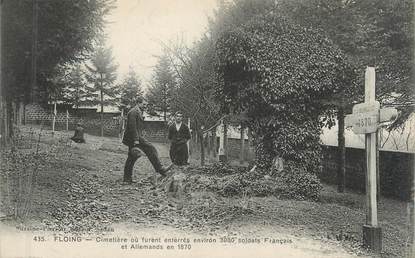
[123,137,163,181]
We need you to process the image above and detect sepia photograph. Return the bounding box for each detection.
[0,0,414,257]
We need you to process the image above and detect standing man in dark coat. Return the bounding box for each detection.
[168,111,191,166]
[122,100,172,183]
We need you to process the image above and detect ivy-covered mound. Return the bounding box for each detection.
[183,163,321,200]
[216,13,355,177]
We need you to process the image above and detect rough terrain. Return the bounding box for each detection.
[0,126,411,258]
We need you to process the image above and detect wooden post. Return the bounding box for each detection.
[224,120,228,157]
[206,131,211,158]
[52,101,56,133]
[17,101,23,126]
[247,127,253,161]
[411,156,415,257]
[344,68,400,253]
[100,89,104,137]
[65,109,69,131]
[240,125,245,164]
[362,67,382,252]
[212,126,217,158]
[200,126,205,166]
[187,118,191,156]
[194,121,198,145]
[218,119,226,162]
[119,109,124,139]
[376,131,380,200]
[12,101,16,127]
[23,104,26,125]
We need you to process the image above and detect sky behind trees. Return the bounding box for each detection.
[106,0,217,88]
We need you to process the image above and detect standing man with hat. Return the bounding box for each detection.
[122,99,172,183]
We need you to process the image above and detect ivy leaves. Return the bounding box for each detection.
[215,10,355,172]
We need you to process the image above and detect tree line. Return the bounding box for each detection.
[0,0,145,139]
[147,0,413,190]
[1,0,413,192]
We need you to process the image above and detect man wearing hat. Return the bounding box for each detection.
[122,99,172,183]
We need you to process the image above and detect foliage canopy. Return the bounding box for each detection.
[216,12,356,171]
[2,0,114,103]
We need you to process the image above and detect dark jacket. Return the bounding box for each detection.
[122,106,145,146]
[168,123,191,145]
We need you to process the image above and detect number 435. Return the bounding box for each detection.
[33,236,45,242]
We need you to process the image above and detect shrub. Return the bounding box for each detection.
[187,162,322,200]
[274,161,322,200]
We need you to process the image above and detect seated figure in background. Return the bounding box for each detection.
[71,122,85,143]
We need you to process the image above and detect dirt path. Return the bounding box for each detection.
[0,127,398,257]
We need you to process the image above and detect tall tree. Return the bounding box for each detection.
[63,64,93,114]
[2,0,114,104]
[119,68,143,112]
[160,37,221,165]
[215,9,356,175]
[278,0,414,192]
[85,45,118,137]
[146,54,176,122]
[158,0,272,165]
[1,0,114,143]
[278,0,414,111]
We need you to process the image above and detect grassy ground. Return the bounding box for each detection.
[0,125,412,258]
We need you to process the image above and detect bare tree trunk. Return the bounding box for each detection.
[199,130,205,166]
[0,102,7,146]
[163,109,167,141]
[194,120,205,166]
[0,1,3,145]
[240,125,245,164]
[223,120,228,161]
[30,0,38,103]
[337,107,346,193]
[187,118,191,156]
[7,101,13,140]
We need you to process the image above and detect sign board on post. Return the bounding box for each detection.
[346,111,379,134]
[362,67,381,252]
[345,67,398,253]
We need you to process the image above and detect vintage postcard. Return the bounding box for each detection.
[0,0,414,257]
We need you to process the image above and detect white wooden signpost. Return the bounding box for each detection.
[345,67,398,252]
